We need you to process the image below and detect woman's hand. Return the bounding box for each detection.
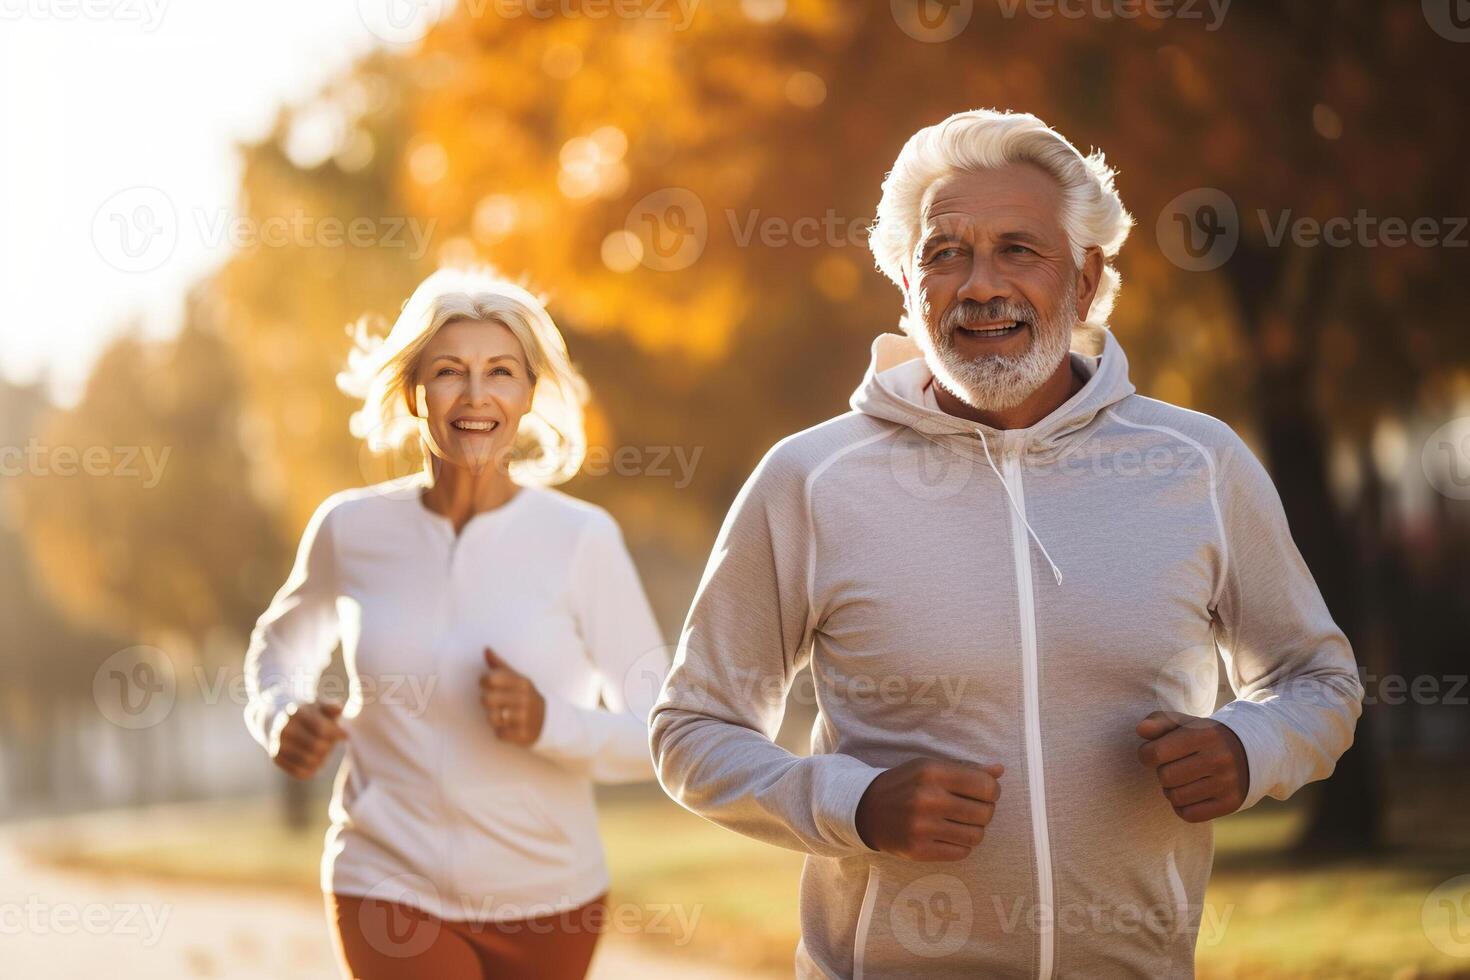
[271,700,349,779]
[480,647,546,745]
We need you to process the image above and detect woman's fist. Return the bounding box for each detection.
[270,700,349,780]
[480,647,546,746]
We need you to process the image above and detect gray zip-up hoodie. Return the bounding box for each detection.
[650,329,1363,979]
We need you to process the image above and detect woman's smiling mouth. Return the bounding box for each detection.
[451,418,500,432]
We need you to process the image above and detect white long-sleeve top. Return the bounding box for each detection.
[243,472,667,921]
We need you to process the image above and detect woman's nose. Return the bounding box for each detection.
[463,373,494,405]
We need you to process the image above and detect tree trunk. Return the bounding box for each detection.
[283,774,312,830]
[1225,243,1380,854]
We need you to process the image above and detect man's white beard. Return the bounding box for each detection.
[913,280,1077,412]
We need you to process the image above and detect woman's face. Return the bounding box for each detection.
[411,318,535,473]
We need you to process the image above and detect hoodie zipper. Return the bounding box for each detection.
[1000,433,1056,980]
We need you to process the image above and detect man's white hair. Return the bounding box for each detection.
[869,108,1134,332]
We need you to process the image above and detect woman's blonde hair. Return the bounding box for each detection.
[337,265,590,486]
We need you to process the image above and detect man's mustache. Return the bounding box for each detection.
[940,299,1039,332]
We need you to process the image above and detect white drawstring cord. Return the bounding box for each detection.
[977,430,1064,587]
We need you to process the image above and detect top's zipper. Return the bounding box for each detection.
[1000,434,1056,980]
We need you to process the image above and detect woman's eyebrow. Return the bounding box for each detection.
[427,353,522,364]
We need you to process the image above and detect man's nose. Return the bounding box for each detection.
[956,255,1010,309]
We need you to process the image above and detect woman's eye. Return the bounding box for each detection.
[436,367,460,377]
[491,367,512,377]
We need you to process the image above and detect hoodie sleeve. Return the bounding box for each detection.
[529,510,665,784]
[243,495,342,753]
[1206,438,1365,812]
[649,443,885,857]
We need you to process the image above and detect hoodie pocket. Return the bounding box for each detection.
[1152,832,1209,978]
[339,778,441,880]
[850,859,984,979]
[449,782,581,887]
[1165,847,1190,934]
[852,864,881,980]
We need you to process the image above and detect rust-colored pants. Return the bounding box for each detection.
[326,891,609,980]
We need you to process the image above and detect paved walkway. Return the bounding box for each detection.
[0,812,756,980]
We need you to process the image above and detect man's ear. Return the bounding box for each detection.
[1075,246,1105,321]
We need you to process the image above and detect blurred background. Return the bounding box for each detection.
[2,1,1469,977]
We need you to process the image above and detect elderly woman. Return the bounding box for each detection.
[243,266,665,980]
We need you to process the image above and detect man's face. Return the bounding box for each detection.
[906,162,1093,411]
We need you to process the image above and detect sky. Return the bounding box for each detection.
[0,1,451,405]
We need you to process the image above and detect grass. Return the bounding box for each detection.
[20,788,1470,978]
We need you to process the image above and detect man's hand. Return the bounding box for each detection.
[480,647,546,746]
[271,700,348,780]
[854,758,1003,862]
[1136,711,1250,823]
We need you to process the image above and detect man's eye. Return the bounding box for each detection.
[1003,244,1035,255]
[927,246,962,262]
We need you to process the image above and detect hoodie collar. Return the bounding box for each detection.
[849,328,1136,459]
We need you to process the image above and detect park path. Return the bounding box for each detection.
[0,811,755,980]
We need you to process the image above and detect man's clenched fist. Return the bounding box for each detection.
[1136,711,1249,823]
[270,700,349,780]
[854,758,1004,862]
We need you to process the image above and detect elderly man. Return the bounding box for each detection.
[650,109,1363,978]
